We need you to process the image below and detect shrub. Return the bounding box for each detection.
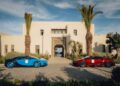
[1,52,50,62]
[0,78,120,86]
[65,54,76,61]
[30,53,40,58]
[0,52,24,64]
[111,67,120,83]
[0,79,15,86]
[4,52,25,59]
[114,57,120,64]
[42,54,50,60]
[30,53,50,60]
[14,79,21,86]
[0,57,4,64]
[80,53,87,57]
[39,54,50,60]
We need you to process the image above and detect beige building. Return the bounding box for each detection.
[0,21,109,57]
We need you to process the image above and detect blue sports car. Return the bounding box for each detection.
[5,56,48,68]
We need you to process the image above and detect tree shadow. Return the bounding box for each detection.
[35,72,65,82]
[50,76,65,82]
[35,72,48,82]
[0,68,118,86]
[0,68,12,80]
[63,67,108,81]
[3,73,13,80]
[0,69,14,86]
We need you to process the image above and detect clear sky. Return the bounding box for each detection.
[0,0,120,35]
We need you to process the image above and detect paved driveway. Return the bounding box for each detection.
[0,64,115,81]
[0,58,119,81]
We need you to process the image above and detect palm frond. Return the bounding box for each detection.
[78,4,102,31]
[25,12,32,35]
[91,11,103,20]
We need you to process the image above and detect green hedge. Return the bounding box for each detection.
[114,57,120,64]
[0,52,50,64]
[0,57,4,64]
[3,52,50,60]
[0,52,24,64]
[30,53,50,60]
[4,52,25,59]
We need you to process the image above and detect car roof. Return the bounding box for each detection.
[82,56,103,59]
[14,55,39,59]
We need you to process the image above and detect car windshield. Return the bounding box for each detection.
[28,55,39,59]
[92,56,102,59]
[81,56,90,59]
[12,56,25,60]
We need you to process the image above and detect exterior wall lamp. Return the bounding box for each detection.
[41,29,44,36]
[40,29,44,55]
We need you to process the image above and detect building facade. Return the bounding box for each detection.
[0,21,109,57]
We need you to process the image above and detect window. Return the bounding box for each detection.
[52,29,67,34]
[74,30,77,36]
[5,45,8,54]
[102,45,106,52]
[40,29,44,35]
[11,45,14,52]
[35,45,40,54]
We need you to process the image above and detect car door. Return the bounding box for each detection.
[16,56,26,66]
[86,57,95,66]
[85,57,92,66]
[93,57,102,66]
[16,56,31,66]
[26,56,36,66]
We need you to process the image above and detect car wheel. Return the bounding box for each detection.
[105,62,112,67]
[6,62,14,68]
[80,62,86,67]
[34,62,40,68]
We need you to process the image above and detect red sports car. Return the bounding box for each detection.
[73,56,115,67]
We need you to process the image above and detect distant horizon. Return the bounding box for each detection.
[0,0,120,35]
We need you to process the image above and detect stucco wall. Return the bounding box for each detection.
[94,34,108,52]
[23,21,94,54]
[1,21,95,56]
[1,35,24,56]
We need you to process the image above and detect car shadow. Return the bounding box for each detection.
[62,67,108,81]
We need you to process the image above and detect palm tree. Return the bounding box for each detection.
[79,5,102,56]
[24,13,32,56]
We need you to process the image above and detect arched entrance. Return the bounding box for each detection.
[54,45,64,57]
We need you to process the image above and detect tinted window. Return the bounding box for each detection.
[92,56,102,59]
[26,56,34,59]
[15,56,27,59]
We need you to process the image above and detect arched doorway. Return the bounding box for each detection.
[54,45,64,57]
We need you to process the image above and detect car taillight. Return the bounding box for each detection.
[102,59,105,62]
